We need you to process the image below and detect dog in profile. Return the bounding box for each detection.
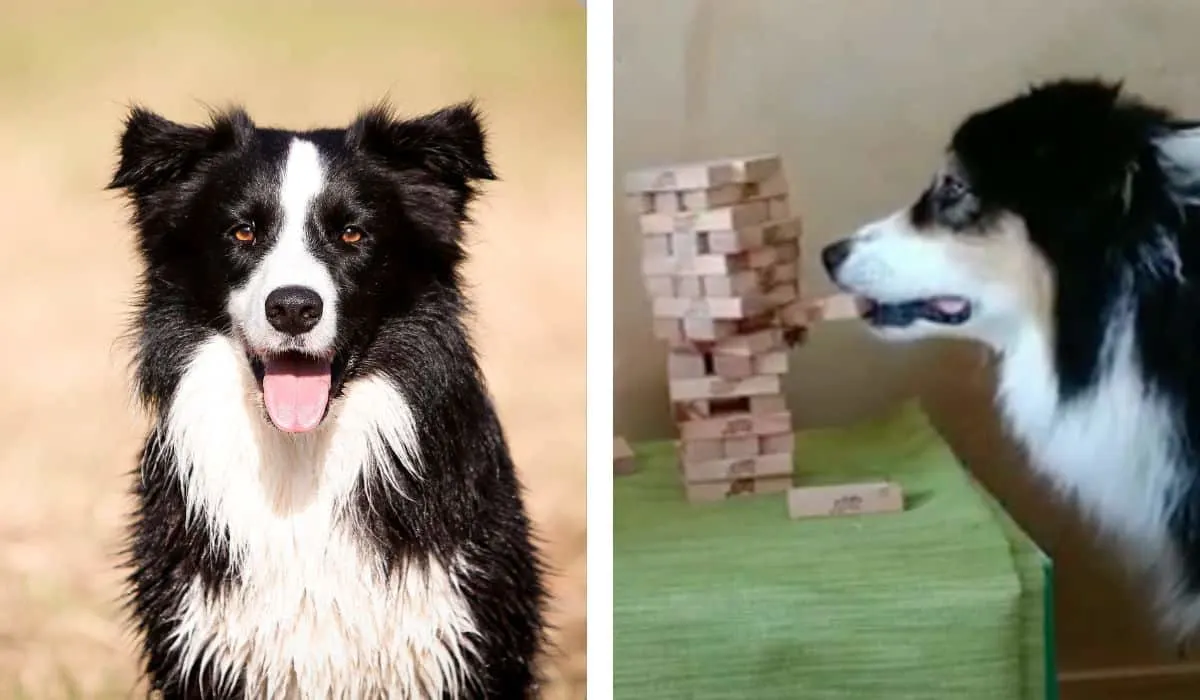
[822,78,1200,641]
[108,100,546,698]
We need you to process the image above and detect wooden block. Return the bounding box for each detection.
[625,154,782,193]
[767,261,799,285]
[654,294,770,320]
[750,395,787,414]
[753,350,789,375]
[712,353,753,379]
[651,318,684,343]
[682,316,737,341]
[685,474,792,503]
[786,481,904,519]
[642,253,747,277]
[627,193,655,215]
[681,438,723,463]
[674,400,712,421]
[669,231,700,257]
[642,234,671,258]
[674,276,702,299]
[667,351,706,378]
[653,191,681,214]
[643,275,674,298]
[614,437,637,475]
[683,452,793,484]
[777,300,809,327]
[702,270,760,297]
[712,328,783,357]
[760,431,794,455]
[677,411,792,440]
[773,240,800,264]
[642,243,784,277]
[767,196,790,220]
[707,218,800,254]
[723,435,760,459]
[808,293,865,322]
[678,170,789,209]
[669,375,781,401]
[639,201,770,235]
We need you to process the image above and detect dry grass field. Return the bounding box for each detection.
[0,1,585,697]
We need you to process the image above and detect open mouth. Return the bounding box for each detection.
[859,296,973,328]
[248,350,346,433]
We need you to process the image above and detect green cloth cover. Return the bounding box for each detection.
[614,400,1054,699]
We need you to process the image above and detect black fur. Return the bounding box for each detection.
[108,102,547,698]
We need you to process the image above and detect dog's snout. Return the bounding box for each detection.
[821,239,854,277]
[265,285,323,335]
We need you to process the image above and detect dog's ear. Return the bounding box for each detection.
[108,106,251,197]
[347,101,497,196]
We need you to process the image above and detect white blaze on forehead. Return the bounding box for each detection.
[227,138,339,353]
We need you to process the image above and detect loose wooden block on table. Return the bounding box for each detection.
[614,437,637,475]
[685,474,793,503]
[681,452,794,484]
[786,481,904,519]
[624,154,782,193]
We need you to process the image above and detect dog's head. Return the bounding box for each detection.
[822,78,1193,347]
[109,102,494,433]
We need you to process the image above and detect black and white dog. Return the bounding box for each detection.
[821,78,1200,640]
[108,101,546,697]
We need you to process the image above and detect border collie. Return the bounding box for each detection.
[107,101,546,698]
[821,78,1200,641]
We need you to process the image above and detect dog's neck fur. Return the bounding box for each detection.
[162,333,478,698]
[991,303,1199,635]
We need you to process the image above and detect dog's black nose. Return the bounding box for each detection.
[265,286,323,335]
[821,239,854,276]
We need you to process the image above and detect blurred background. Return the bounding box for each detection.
[0,0,584,697]
[615,1,1200,697]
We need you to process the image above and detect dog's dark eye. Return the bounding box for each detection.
[340,226,366,245]
[228,224,255,244]
[939,174,968,203]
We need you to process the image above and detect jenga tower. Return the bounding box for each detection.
[625,155,804,503]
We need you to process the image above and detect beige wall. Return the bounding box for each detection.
[615,0,1200,691]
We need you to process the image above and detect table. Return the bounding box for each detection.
[614,400,1053,699]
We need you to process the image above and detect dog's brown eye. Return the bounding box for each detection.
[230,225,255,243]
[341,226,365,244]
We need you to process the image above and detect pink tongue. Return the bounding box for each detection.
[261,355,333,433]
[932,297,968,314]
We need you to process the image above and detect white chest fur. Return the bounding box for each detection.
[161,335,477,698]
[995,316,1183,556]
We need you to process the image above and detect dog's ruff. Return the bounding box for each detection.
[164,335,474,698]
[824,79,1200,641]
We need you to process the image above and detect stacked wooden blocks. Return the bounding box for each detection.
[626,155,804,503]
